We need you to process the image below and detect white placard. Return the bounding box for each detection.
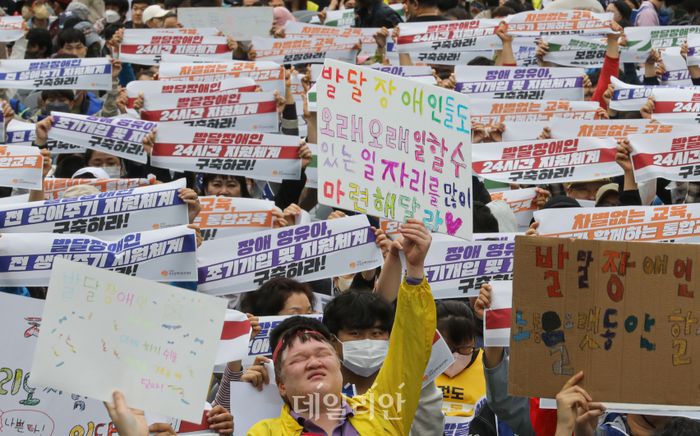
[178,7,273,41]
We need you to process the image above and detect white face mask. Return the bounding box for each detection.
[102,166,121,178]
[341,339,389,377]
[443,351,471,378]
[335,275,354,292]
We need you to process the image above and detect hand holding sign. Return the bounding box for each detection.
[398,219,431,279]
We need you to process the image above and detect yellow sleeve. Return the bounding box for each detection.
[365,277,436,434]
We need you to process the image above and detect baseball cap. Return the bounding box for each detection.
[72,167,110,179]
[73,21,102,47]
[143,5,169,23]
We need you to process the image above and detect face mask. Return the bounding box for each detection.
[443,352,471,378]
[341,339,388,377]
[335,275,354,293]
[102,166,122,178]
[44,102,71,115]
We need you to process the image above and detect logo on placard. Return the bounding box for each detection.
[161,270,169,277]
[152,223,161,229]
[349,262,357,268]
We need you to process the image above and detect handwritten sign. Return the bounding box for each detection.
[472,137,620,184]
[470,98,599,125]
[48,113,156,164]
[455,66,584,100]
[158,61,284,94]
[0,225,197,286]
[178,7,272,40]
[534,204,700,242]
[197,214,384,296]
[192,196,276,241]
[119,29,230,65]
[30,259,228,422]
[0,146,43,190]
[0,58,112,90]
[509,235,700,406]
[317,60,473,239]
[152,126,300,182]
[630,132,700,182]
[396,19,501,53]
[0,179,188,238]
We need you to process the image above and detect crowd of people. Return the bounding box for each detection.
[1,0,700,433]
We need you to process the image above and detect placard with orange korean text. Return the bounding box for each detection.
[316,60,473,239]
[509,235,700,405]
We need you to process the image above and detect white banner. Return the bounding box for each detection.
[651,88,700,123]
[30,259,227,422]
[197,215,384,295]
[534,203,700,242]
[660,47,693,86]
[178,7,272,40]
[0,16,25,42]
[48,113,156,164]
[284,21,378,47]
[472,137,620,184]
[689,32,700,67]
[548,118,682,139]
[0,58,112,90]
[0,145,43,190]
[455,66,584,100]
[542,35,607,68]
[7,119,85,153]
[0,292,117,436]
[317,60,473,239]
[247,314,324,357]
[251,36,358,65]
[470,98,599,125]
[483,281,513,348]
[193,196,276,241]
[423,234,514,299]
[152,126,299,182]
[409,50,492,66]
[610,76,652,112]
[140,90,277,132]
[119,29,231,65]
[0,225,197,286]
[126,77,256,108]
[623,26,700,61]
[158,61,285,94]
[630,131,700,182]
[505,10,614,36]
[370,65,432,78]
[395,19,502,53]
[490,188,537,231]
[0,179,189,237]
[42,177,157,199]
[309,5,404,27]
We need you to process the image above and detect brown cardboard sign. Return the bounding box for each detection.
[509,235,700,405]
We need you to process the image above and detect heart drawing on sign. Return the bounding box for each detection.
[445,212,462,235]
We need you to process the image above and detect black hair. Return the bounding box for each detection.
[201,174,251,198]
[436,0,457,12]
[61,16,83,30]
[240,277,316,316]
[442,6,470,19]
[269,316,333,379]
[491,5,516,17]
[473,201,499,233]
[26,28,52,56]
[654,418,700,436]
[191,0,219,6]
[131,0,154,6]
[54,154,86,178]
[41,89,75,101]
[322,289,395,336]
[501,0,524,12]
[57,28,86,48]
[415,0,439,8]
[103,23,124,41]
[105,0,130,15]
[436,300,477,346]
[612,0,632,26]
[84,149,124,169]
[467,56,494,66]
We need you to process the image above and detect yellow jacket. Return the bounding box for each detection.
[248,277,436,435]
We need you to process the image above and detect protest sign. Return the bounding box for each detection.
[470,98,599,125]
[547,118,680,139]
[542,35,607,68]
[42,177,157,200]
[119,29,230,65]
[0,145,43,190]
[0,292,116,436]
[0,225,197,286]
[230,381,282,436]
[423,331,455,388]
[483,280,513,347]
[6,119,84,153]
[251,36,359,65]
[305,143,318,189]
[284,21,378,48]
[317,60,473,239]
[422,234,514,299]
[370,65,433,78]
[215,310,251,365]
[158,61,285,94]
[630,131,700,182]
[0,179,189,238]
[309,5,403,27]
[48,113,156,164]
[660,47,693,86]
[140,90,277,132]
[514,43,538,67]
[505,10,614,36]
[455,66,584,100]
[30,259,228,422]
[443,416,473,436]
[0,16,26,42]
[178,7,272,40]
[395,19,502,53]
[623,26,700,61]
[0,58,112,90]
[610,76,651,112]
[408,50,492,66]
[193,196,276,241]
[126,77,257,108]
[689,32,700,67]
[509,235,700,406]
[197,215,384,296]
[248,314,324,358]
[651,88,700,123]
[472,137,620,184]
[534,203,700,242]
[152,127,300,182]
[490,188,537,230]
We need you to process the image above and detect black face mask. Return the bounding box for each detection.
[43,102,71,115]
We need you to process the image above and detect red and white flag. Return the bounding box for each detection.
[483,281,513,347]
[216,310,252,364]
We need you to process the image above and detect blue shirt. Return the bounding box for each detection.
[289,400,360,436]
